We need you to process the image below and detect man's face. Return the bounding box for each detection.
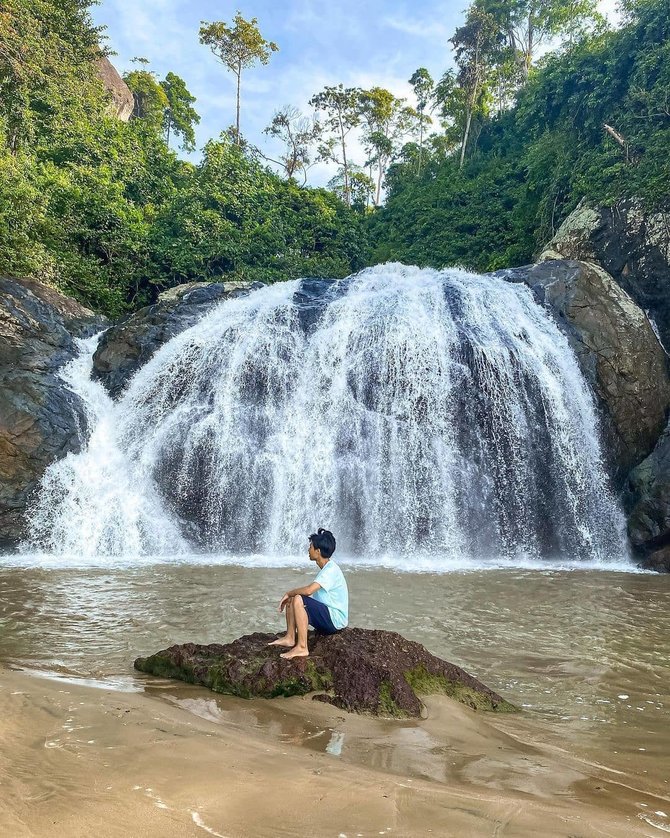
[308,542,320,562]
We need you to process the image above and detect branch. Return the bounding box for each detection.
[603,123,637,164]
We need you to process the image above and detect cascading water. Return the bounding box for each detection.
[26,264,628,564]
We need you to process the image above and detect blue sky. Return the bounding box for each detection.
[93,0,620,186]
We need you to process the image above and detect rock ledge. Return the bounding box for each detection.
[134,628,516,718]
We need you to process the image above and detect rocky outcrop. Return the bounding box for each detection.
[0,277,108,548]
[134,629,517,718]
[92,281,264,397]
[626,424,670,571]
[96,57,134,122]
[547,198,670,349]
[497,259,670,480]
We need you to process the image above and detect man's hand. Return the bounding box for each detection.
[279,593,290,613]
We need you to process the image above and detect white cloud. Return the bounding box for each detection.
[383,14,451,42]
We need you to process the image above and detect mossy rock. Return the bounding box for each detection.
[135,628,517,719]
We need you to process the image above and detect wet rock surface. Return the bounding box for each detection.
[0,276,107,548]
[92,280,264,397]
[134,628,517,718]
[498,258,670,480]
[547,198,670,350]
[626,423,670,571]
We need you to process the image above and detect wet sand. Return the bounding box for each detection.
[1,667,666,838]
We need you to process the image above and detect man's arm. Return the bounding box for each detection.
[279,582,320,612]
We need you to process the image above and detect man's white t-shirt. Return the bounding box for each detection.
[312,560,348,629]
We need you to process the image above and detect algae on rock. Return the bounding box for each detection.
[135,628,517,719]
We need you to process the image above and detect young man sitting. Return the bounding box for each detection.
[269,528,348,659]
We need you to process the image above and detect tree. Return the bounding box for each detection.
[161,72,200,152]
[309,84,362,206]
[0,0,105,152]
[123,67,168,129]
[328,165,374,211]
[199,12,278,145]
[477,0,604,79]
[409,68,434,174]
[262,105,321,185]
[450,7,501,167]
[358,87,417,205]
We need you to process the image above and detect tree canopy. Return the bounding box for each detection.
[369,0,670,273]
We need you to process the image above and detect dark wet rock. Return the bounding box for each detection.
[626,422,670,571]
[92,280,264,397]
[546,198,670,350]
[0,276,108,549]
[134,628,517,718]
[497,258,670,481]
[292,277,341,333]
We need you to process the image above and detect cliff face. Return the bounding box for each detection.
[0,277,107,549]
[545,199,670,570]
[497,258,670,483]
[547,199,670,350]
[95,57,134,122]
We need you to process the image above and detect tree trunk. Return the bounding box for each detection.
[460,105,473,168]
[235,62,242,145]
[339,114,350,205]
[418,118,424,175]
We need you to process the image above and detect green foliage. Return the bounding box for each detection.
[309,85,362,206]
[149,136,367,288]
[124,69,169,129]
[161,72,200,152]
[199,12,278,144]
[371,0,670,272]
[0,1,366,316]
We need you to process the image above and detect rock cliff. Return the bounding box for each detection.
[92,281,264,397]
[95,57,134,122]
[495,258,670,481]
[0,277,107,548]
[547,198,670,349]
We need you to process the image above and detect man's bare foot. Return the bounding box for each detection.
[280,647,309,660]
[268,637,295,648]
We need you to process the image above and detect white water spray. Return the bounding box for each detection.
[26,265,628,563]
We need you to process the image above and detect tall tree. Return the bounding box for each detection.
[199,12,278,145]
[262,105,321,185]
[477,0,604,78]
[161,72,200,152]
[409,68,434,174]
[358,87,417,205]
[309,84,362,206]
[451,7,501,167]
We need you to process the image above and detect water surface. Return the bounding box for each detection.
[1,561,667,801]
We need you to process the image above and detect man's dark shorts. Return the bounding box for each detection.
[302,595,338,634]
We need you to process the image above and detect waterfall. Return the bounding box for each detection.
[26,264,628,563]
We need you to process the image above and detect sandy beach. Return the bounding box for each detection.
[1,666,666,838]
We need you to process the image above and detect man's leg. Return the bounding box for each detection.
[280,595,309,659]
[268,596,297,647]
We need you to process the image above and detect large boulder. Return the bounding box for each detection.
[92,281,264,397]
[95,57,134,122]
[0,276,108,549]
[626,424,670,571]
[497,259,670,481]
[134,629,517,718]
[547,198,670,349]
